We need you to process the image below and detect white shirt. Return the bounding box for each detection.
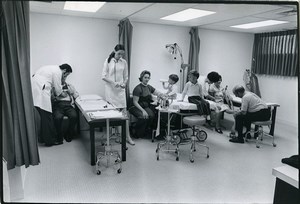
[198,75,210,97]
[241,92,268,113]
[182,81,203,97]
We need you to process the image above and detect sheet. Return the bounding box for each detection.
[87,110,124,119]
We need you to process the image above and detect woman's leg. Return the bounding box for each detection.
[129,107,148,138]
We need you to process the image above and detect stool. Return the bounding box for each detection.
[182,115,209,163]
[96,119,122,175]
[245,120,276,148]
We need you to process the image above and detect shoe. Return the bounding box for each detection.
[215,128,223,134]
[126,136,135,145]
[65,134,72,142]
[229,137,244,144]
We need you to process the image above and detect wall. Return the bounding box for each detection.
[30,13,119,97]
[198,28,298,128]
[130,22,190,92]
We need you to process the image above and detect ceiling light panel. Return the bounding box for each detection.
[64,1,106,12]
[231,20,288,29]
[161,8,215,22]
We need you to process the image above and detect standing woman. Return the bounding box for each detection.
[32,63,72,146]
[102,44,135,145]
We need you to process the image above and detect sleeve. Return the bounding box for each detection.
[168,84,178,96]
[182,83,188,95]
[132,85,141,97]
[52,69,63,96]
[123,60,128,83]
[241,96,249,112]
[202,82,209,96]
[102,59,109,79]
[68,84,79,99]
[149,85,155,94]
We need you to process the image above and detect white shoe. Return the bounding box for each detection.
[126,136,135,145]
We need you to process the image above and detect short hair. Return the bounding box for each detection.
[59,64,72,73]
[189,70,199,79]
[207,71,220,83]
[169,74,179,83]
[139,70,151,82]
[232,85,245,95]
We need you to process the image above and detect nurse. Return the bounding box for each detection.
[102,44,135,145]
[32,63,72,146]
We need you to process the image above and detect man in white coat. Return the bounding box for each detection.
[32,63,72,146]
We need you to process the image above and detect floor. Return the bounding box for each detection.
[17,116,298,203]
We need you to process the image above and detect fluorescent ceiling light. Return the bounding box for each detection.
[231,20,288,29]
[64,1,105,12]
[161,8,215,22]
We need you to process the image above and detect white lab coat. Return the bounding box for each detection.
[102,58,128,108]
[32,65,63,113]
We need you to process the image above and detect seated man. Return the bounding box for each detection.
[52,74,79,143]
[229,85,271,144]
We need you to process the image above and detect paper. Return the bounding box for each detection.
[77,94,103,101]
[77,99,115,112]
[88,110,124,119]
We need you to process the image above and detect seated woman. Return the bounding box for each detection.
[129,70,165,139]
[208,75,235,134]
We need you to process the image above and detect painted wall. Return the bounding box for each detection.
[198,28,298,127]
[30,13,297,127]
[30,13,119,97]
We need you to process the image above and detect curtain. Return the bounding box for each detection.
[251,29,298,77]
[118,18,133,109]
[188,26,200,76]
[1,1,40,170]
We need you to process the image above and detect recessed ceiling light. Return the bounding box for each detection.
[161,8,215,22]
[64,1,106,13]
[231,20,288,29]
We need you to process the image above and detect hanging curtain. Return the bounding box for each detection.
[1,1,40,170]
[118,18,133,109]
[252,29,298,77]
[187,27,200,80]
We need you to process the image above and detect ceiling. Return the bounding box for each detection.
[29,1,298,33]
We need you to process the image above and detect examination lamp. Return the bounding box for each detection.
[165,43,190,91]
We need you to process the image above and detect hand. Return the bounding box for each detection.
[114,82,120,88]
[142,110,148,119]
[120,83,126,89]
[60,91,68,97]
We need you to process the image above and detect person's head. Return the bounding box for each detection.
[108,44,125,63]
[232,85,245,98]
[168,74,179,85]
[139,70,151,85]
[188,70,199,84]
[207,71,220,84]
[59,63,72,78]
[214,75,222,88]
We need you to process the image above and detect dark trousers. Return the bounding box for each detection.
[188,96,211,116]
[36,107,57,146]
[235,108,271,139]
[53,101,78,142]
[129,106,156,138]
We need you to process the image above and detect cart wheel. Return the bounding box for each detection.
[117,169,122,174]
[176,157,179,161]
[97,170,101,175]
[256,145,260,148]
[207,155,209,158]
[190,159,194,163]
[152,139,154,143]
[196,130,207,142]
[273,144,277,147]
[157,156,159,161]
[193,149,196,152]
[126,147,128,150]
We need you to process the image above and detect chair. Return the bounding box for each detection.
[245,120,276,148]
[182,115,209,163]
[96,119,122,175]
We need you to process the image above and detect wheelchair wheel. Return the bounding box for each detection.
[97,170,101,175]
[196,130,207,142]
[117,168,122,174]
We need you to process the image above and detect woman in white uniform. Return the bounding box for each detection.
[32,64,72,146]
[102,44,134,145]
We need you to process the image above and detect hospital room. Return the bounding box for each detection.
[2,0,299,203]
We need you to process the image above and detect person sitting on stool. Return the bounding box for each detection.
[52,73,79,143]
[229,85,270,144]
